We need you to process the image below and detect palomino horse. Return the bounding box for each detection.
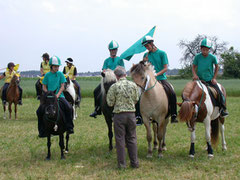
[178,80,227,158]
[2,74,20,119]
[101,69,117,151]
[64,76,80,120]
[130,61,169,158]
[41,91,70,160]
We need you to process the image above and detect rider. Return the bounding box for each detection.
[35,53,50,100]
[89,40,125,118]
[63,58,81,102]
[0,62,23,105]
[36,56,74,138]
[192,38,228,117]
[142,35,178,123]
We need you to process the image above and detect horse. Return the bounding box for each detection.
[101,69,117,151]
[130,61,169,158]
[41,91,70,160]
[1,74,20,119]
[64,76,80,120]
[177,80,227,158]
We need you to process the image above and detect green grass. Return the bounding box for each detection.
[0,97,239,179]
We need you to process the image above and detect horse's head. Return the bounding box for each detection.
[130,61,155,90]
[178,81,206,131]
[11,74,20,86]
[64,76,71,89]
[42,91,58,119]
[101,69,117,94]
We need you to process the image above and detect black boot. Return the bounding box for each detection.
[89,111,98,118]
[136,116,143,126]
[89,106,101,118]
[171,114,178,123]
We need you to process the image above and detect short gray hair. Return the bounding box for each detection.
[114,66,126,78]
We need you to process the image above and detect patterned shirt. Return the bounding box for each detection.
[107,77,139,113]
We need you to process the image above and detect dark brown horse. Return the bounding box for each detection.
[2,74,20,119]
[101,69,117,151]
[178,80,227,158]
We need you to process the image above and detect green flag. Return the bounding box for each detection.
[120,26,156,61]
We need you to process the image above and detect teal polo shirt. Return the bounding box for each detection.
[42,71,67,98]
[193,53,218,82]
[144,49,168,81]
[102,56,125,70]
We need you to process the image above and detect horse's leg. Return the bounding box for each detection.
[189,123,196,158]
[73,105,76,120]
[143,117,153,158]
[204,117,214,158]
[152,122,158,150]
[14,103,18,120]
[46,135,51,160]
[106,118,113,151]
[157,119,166,158]
[162,118,169,151]
[8,102,12,119]
[65,133,70,153]
[3,103,6,119]
[59,134,65,159]
[219,118,227,151]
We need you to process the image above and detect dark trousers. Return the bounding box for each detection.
[206,81,226,110]
[37,97,74,136]
[159,80,177,116]
[72,80,81,99]
[2,83,22,101]
[113,112,139,168]
[35,79,42,97]
[93,84,102,113]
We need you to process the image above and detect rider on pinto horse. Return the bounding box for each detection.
[0,62,22,105]
[192,38,228,117]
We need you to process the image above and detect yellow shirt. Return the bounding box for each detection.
[41,61,50,75]
[4,70,16,83]
[64,65,76,80]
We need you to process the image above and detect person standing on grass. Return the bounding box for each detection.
[89,40,125,118]
[142,35,178,123]
[106,66,139,169]
[192,38,228,117]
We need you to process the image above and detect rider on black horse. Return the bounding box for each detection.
[36,56,74,138]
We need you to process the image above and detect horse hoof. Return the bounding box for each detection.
[189,154,194,158]
[61,156,66,160]
[158,154,163,158]
[64,150,69,154]
[3,117,6,120]
[222,146,227,151]
[208,154,214,159]
[162,147,167,151]
[45,157,51,161]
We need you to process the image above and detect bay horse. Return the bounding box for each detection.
[101,69,117,151]
[64,76,80,120]
[41,91,70,160]
[130,61,169,158]
[2,74,20,119]
[178,80,227,158]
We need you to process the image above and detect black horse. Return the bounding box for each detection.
[101,69,117,151]
[41,91,70,160]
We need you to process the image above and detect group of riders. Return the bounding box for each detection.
[0,36,228,138]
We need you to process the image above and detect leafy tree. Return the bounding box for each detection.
[221,47,240,78]
[178,34,227,78]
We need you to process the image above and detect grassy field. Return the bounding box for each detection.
[1,77,240,98]
[0,97,239,179]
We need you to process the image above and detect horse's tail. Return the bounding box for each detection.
[179,101,193,123]
[211,118,219,147]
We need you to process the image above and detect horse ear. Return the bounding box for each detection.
[177,102,182,107]
[101,72,105,77]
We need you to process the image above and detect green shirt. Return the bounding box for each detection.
[106,78,139,113]
[193,53,218,82]
[144,49,168,80]
[42,71,67,98]
[102,56,125,70]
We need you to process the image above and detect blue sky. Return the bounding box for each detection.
[0,0,239,72]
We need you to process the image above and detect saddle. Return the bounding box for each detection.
[201,81,220,107]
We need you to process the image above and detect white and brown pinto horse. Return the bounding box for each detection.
[178,80,227,158]
[130,61,169,158]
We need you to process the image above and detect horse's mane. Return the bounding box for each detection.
[101,69,117,95]
[130,61,156,76]
[182,81,197,101]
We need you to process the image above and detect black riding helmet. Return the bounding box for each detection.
[42,53,50,60]
[7,62,15,69]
